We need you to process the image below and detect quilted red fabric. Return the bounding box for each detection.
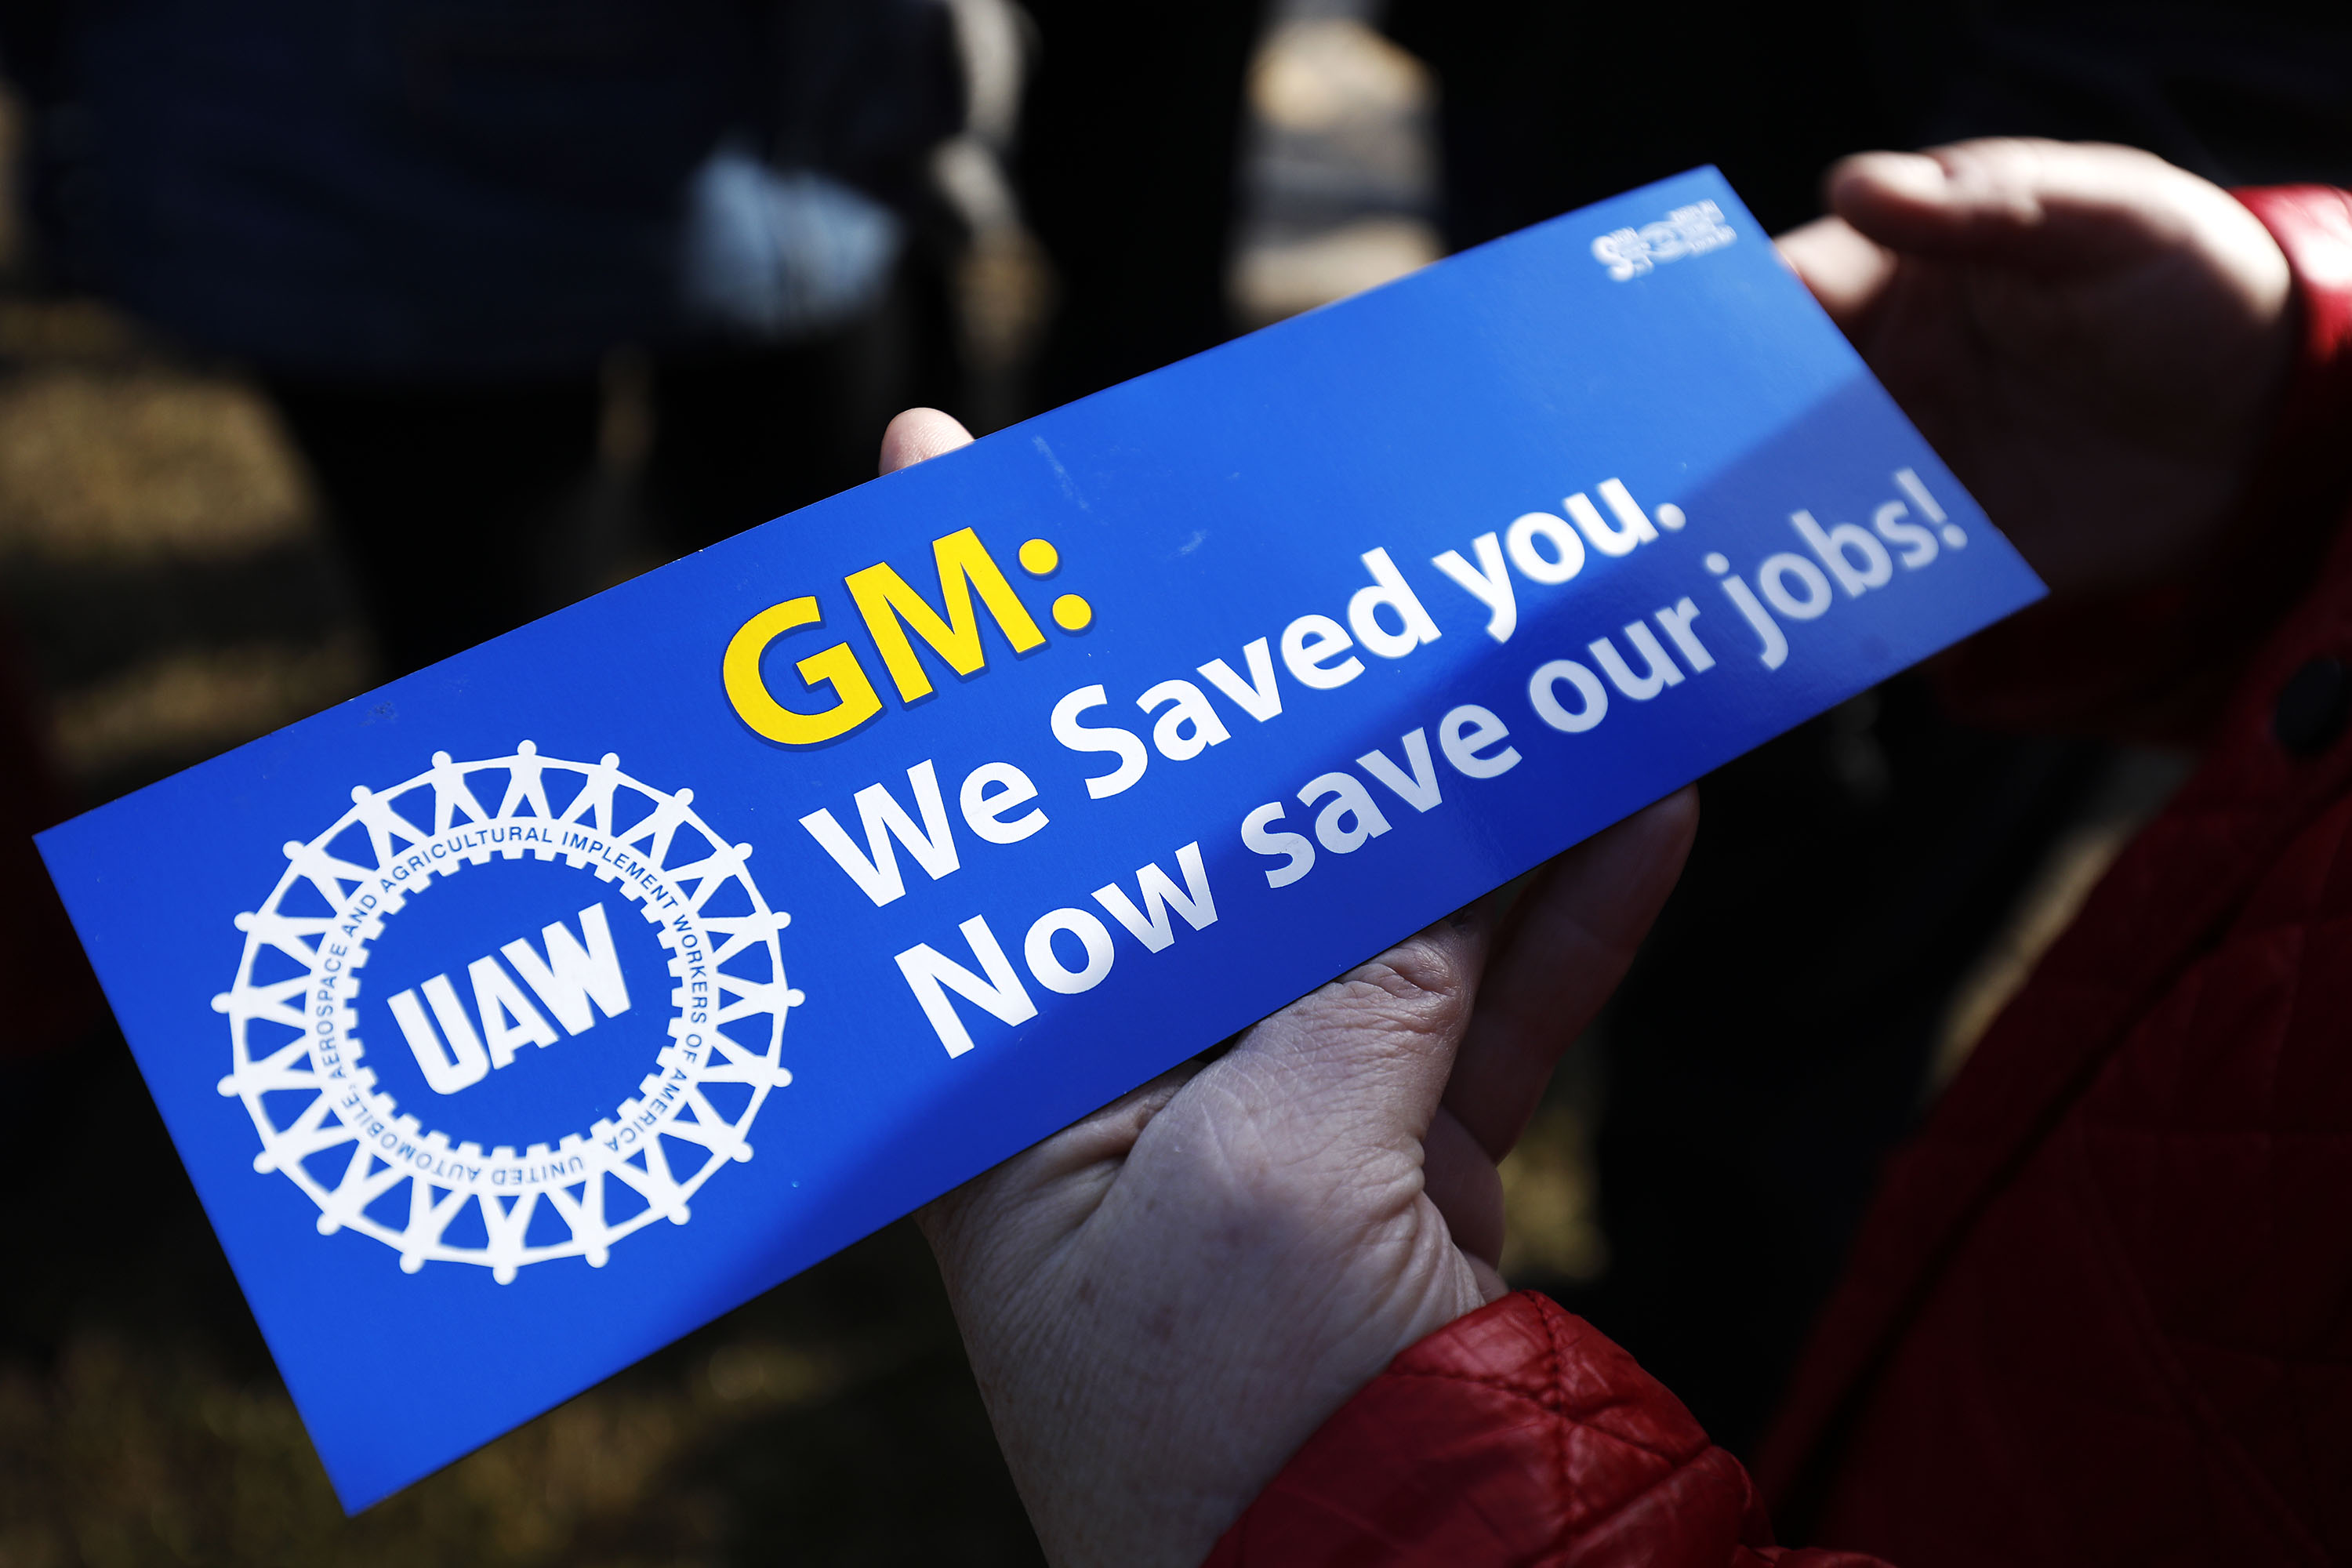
[1205,185,2352,1567]
[1203,1290,1886,1568]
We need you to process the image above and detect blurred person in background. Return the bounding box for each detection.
[1,0,997,677]
[901,131,2352,1567]
[1014,0,1265,407]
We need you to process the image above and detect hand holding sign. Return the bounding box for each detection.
[921,806,1695,1568]
[890,408,1700,1568]
[1777,138,2293,600]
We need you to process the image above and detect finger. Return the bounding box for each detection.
[1824,139,2265,276]
[879,407,976,474]
[1226,907,1493,1145]
[1421,1102,1507,1285]
[1776,215,1897,336]
[1441,789,1697,1163]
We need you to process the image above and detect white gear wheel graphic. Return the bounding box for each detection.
[212,742,798,1282]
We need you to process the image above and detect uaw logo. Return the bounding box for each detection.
[212,743,798,1282]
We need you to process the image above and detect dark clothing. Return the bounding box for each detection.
[50,0,757,377]
[1014,0,1265,406]
[18,0,959,379]
[267,315,900,673]
[10,0,963,673]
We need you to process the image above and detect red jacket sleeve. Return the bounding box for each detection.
[1203,1291,1889,1568]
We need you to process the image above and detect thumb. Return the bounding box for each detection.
[879,407,975,474]
[1776,214,1897,336]
[1221,909,1492,1152]
[1824,138,2252,274]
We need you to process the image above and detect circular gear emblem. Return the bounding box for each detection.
[212,742,798,1282]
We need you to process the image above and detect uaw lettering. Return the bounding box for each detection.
[211,744,799,1282]
[384,903,633,1094]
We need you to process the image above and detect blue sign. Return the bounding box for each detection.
[38,169,2042,1509]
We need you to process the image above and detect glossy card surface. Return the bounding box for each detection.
[39,169,2043,1508]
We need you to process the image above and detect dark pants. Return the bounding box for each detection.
[1016,0,1268,406]
[267,316,907,677]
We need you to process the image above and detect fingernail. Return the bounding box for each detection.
[1869,151,1950,200]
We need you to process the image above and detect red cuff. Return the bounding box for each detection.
[2237,186,2352,444]
[1203,1291,1889,1568]
[1934,184,2352,741]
